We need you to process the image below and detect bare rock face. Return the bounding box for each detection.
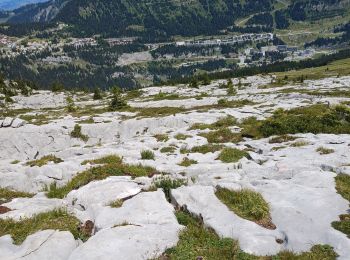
[0,117,26,128]
[1,117,14,127]
[0,197,67,221]
[11,118,26,128]
[0,230,78,260]
[1,76,350,259]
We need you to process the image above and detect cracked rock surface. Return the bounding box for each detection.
[1,75,350,259]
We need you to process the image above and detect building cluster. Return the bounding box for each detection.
[69,38,97,48]
[176,33,274,47]
[42,56,72,64]
[106,37,137,46]
[0,34,14,47]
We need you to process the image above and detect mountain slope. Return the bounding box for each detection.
[8,0,68,23]
[8,0,274,37]
[0,0,48,11]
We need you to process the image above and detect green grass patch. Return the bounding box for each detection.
[0,188,34,204]
[217,148,249,163]
[200,128,243,143]
[70,124,89,142]
[189,116,237,130]
[160,146,176,154]
[178,157,198,167]
[137,107,186,118]
[150,176,187,202]
[10,160,20,164]
[154,134,169,142]
[109,199,123,208]
[141,150,155,160]
[174,133,191,140]
[332,174,350,238]
[259,104,350,137]
[81,155,122,165]
[269,135,298,144]
[164,211,246,259]
[290,140,310,147]
[332,214,350,238]
[189,144,224,154]
[164,211,337,259]
[275,57,350,82]
[335,174,350,203]
[0,209,88,245]
[26,155,63,167]
[316,147,335,155]
[215,188,274,229]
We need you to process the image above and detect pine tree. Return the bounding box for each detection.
[109,86,127,111]
[93,88,102,100]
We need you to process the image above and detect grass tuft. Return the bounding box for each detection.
[316,147,335,155]
[0,188,34,204]
[150,176,187,202]
[160,146,176,154]
[215,188,274,229]
[141,150,155,160]
[109,199,123,208]
[70,124,89,142]
[178,157,198,167]
[200,128,242,143]
[0,209,88,245]
[81,155,122,165]
[269,135,298,144]
[154,134,169,142]
[26,155,63,167]
[217,148,249,163]
[174,133,191,140]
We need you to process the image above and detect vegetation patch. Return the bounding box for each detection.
[163,211,337,259]
[189,116,237,131]
[189,144,224,154]
[47,157,157,199]
[290,140,310,147]
[137,107,186,118]
[269,135,298,144]
[154,134,169,142]
[150,176,187,202]
[316,147,335,155]
[332,214,350,238]
[70,124,89,142]
[174,133,191,140]
[200,128,242,143]
[217,148,249,163]
[26,155,63,167]
[109,199,123,208]
[335,174,350,204]
[0,188,34,204]
[215,188,275,229]
[178,157,198,167]
[81,155,122,165]
[259,104,350,137]
[333,174,350,238]
[0,209,88,245]
[141,150,155,160]
[160,146,176,154]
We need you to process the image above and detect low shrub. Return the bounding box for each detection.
[70,124,89,142]
[141,150,155,160]
[217,148,249,163]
